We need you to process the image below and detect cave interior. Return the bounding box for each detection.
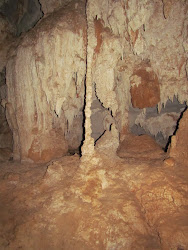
[0,0,188,249]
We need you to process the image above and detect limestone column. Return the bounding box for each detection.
[81,1,96,162]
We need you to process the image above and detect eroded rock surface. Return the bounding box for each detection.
[0,14,14,72]
[39,0,72,15]
[6,1,87,162]
[0,68,12,151]
[169,108,188,164]
[0,0,43,35]
[129,97,187,147]
[130,61,160,109]
[3,0,188,162]
[0,141,187,249]
[0,0,188,249]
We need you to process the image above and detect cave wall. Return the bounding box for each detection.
[169,108,188,164]
[4,0,188,162]
[0,13,13,72]
[0,14,13,151]
[39,0,71,15]
[6,1,87,162]
[129,97,187,147]
[0,68,12,149]
[90,0,188,139]
[0,0,43,36]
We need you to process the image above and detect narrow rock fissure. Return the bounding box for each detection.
[0,1,188,249]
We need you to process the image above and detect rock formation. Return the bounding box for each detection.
[0,0,43,35]
[0,72,12,150]
[6,1,87,162]
[80,0,95,164]
[0,14,13,159]
[2,0,188,162]
[39,0,71,15]
[169,108,188,164]
[0,0,188,249]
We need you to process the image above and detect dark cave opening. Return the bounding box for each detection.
[165,106,188,152]
[129,96,187,150]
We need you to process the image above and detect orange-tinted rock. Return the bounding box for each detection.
[163,157,175,167]
[28,129,68,163]
[117,134,164,159]
[94,18,103,54]
[130,64,160,109]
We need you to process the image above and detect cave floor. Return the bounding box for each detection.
[0,140,188,249]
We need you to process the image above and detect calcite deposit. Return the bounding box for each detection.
[6,1,87,162]
[0,136,188,249]
[2,0,187,162]
[0,0,188,249]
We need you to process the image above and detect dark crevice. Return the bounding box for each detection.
[165,106,187,152]
[161,0,167,19]
[78,74,86,156]
[129,96,187,150]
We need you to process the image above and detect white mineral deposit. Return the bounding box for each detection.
[0,0,187,249]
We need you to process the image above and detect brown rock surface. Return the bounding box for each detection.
[117,134,165,159]
[0,14,14,72]
[0,70,13,151]
[130,63,160,108]
[0,1,188,249]
[39,0,72,15]
[0,143,187,249]
[0,148,12,161]
[169,109,188,164]
[4,0,188,159]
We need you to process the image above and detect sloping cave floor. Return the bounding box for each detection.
[0,135,188,249]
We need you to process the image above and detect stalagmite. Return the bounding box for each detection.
[0,1,188,249]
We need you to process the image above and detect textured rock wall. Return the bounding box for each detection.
[0,70,12,149]
[0,14,13,72]
[39,0,71,15]
[169,108,188,164]
[126,0,188,106]
[0,0,43,36]
[5,0,188,162]
[6,1,87,162]
[129,97,187,147]
[0,15,13,151]
[87,0,188,141]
